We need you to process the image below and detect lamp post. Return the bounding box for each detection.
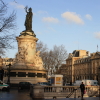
[6,63,11,85]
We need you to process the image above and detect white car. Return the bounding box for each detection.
[0,80,10,91]
[37,82,51,86]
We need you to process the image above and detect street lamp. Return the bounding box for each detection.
[6,63,11,85]
[0,68,4,81]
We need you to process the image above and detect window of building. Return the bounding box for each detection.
[28,73,36,77]
[18,72,26,77]
[37,73,42,77]
[43,74,46,78]
[10,72,16,77]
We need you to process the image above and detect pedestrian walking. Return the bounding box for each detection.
[70,81,72,86]
[80,82,85,99]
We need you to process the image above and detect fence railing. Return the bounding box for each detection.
[30,85,100,99]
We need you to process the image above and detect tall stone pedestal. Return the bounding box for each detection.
[3,31,47,84]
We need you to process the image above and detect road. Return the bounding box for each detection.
[0,88,32,100]
[0,88,100,100]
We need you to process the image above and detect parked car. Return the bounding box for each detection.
[65,83,74,86]
[37,82,51,86]
[0,80,10,91]
[18,82,32,90]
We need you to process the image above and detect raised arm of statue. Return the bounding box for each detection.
[25,6,28,13]
[24,7,33,31]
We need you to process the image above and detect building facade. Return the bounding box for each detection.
[58,50,100,84]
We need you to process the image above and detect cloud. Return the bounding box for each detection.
[36,32,42,34]
[37,11,48,14]
[94,32,100,39]
[85,14,92,20]
[42,17,59,23]
[47,27,56,32]
[9,2,25,10]
[61,12,84,25]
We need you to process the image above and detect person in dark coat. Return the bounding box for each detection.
[70,81,72,86]
[80,82,85,99]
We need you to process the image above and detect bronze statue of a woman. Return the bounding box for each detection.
[24,7,33,31]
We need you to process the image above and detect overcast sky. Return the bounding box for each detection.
[3,0,100,58]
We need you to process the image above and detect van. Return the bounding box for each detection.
[74,80,98,86]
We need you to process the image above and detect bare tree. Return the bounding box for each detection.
[0,0,16,56]
[36,41,68,75]
[47,45,68,74]
[52,45,68,67]
[36,41,48,53]
[36,41,48,62]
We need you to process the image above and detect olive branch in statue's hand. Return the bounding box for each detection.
[24,6,28,12]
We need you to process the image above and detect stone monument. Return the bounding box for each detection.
[3,7,47,84]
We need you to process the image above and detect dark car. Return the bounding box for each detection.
[18,82,32,90]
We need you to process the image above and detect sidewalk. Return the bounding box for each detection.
[45,97,100,100]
